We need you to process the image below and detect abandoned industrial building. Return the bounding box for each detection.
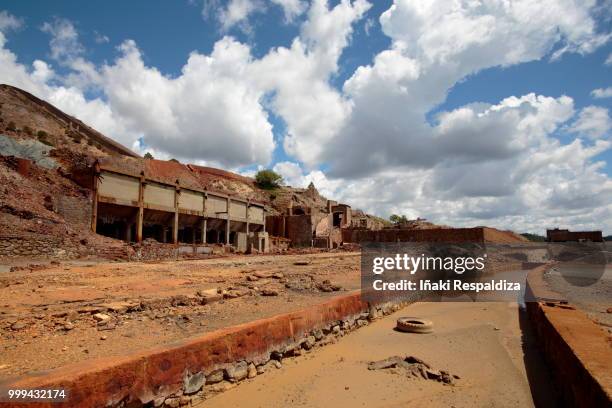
[91,157,269,253]
[546,228,604,242]
[87,153,374,253]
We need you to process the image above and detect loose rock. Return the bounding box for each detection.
[225,361,248,382]
[247,363,257,379]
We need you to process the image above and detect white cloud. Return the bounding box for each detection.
[591,87,612,98]
[270,0,307,22]
[94,31,109,44]
[41,17,84,61]
[1,3,611,234]
[250,0,370,166]
[217,0,262,31]
[606,52,612,66]
[206,0,306,30]
[0,10,23,32]
[568,106,611,139]
[311,0,611,177]
[101,37,275,166]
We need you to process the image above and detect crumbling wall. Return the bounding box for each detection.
[269,236,290,252]
[266,214,315,247]
[0,233,82,259]
[341,227,486,243]
[286,215,313,247]
[56,195,92,227]
[546,229,603,242]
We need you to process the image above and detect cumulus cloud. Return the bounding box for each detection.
[266,0,612,234]
[101,37,275,166]
[270,0,307,22]
[1,2,611,233]
[0,10,23,32]
[208,0,306,31]
[605,52,612,66]
[568,106,611,139]
[41,17,84,61]
[591,86,612,98]
[251,0,370,166]
[315,0,610,177]
[216,0,262,31]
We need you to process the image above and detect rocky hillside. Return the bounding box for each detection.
[0,84,347,261]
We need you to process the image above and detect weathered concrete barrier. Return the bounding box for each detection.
[1,292,409,408]
[525,267,612,408]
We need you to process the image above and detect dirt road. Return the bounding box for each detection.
[202,302,557,408]
[0,252,360,379]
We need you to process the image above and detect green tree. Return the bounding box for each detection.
[389,214,409,224]
[520,233,546,242]
[255,169,283,190]
[144,152,154,159]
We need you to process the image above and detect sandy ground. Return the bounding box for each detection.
[0,252,360,379]
[545,265,612,329]
[202,302,557,408]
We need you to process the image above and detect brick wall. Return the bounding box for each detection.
[266,214,315,247]
[56,194,92,227]
[341,227,486,243]
[285,215,313,247]
[0,234,82,258]
[546,229,603,242]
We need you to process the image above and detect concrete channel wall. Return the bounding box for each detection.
[2,293,411,408]
[525,267,612,408]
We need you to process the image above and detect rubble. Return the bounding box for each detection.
[368,355,459,385]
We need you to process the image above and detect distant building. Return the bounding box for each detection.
[546,228,603,242]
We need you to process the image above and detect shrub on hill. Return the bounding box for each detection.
[255,169,283,190]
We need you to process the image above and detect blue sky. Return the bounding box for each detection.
[0,0,611,233]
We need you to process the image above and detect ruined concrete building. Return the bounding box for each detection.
[265,196,355,249]
[546,228,603,242]
[90,156,268,253]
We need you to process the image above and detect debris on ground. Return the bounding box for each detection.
[368,355,459,385]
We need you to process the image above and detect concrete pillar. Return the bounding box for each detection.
[173,187,179,245]
[226,217,230,245]
[173,214,179,244]
[162,227,168,243]
[136,175,145,243]
[226,197,231,245]
[246,202,250,235]
[201,218,207,244]
[91,171,99,233]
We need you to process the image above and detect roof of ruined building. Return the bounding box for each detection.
[143,159,202,191]
[96,156,267,206]
[97,156,144,177]
[187,164,255,186]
